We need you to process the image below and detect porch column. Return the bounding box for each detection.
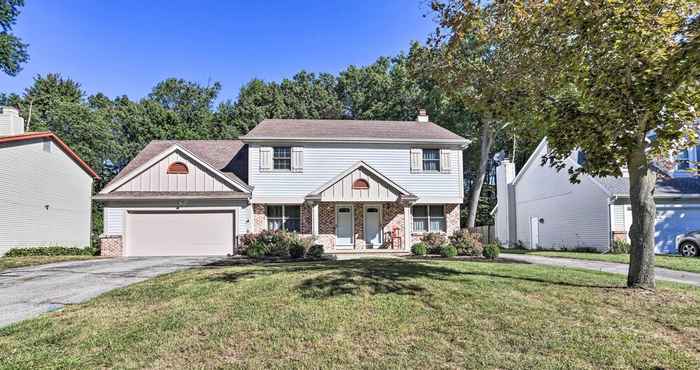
[312,202,319,237]
[403,204,411,250]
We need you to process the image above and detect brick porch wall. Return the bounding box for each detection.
[252,204,266,233]
[100,236,123,257]
[612,231,628,242]
[318,203,336,249]
[383,202,406,249]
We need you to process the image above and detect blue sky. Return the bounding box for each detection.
[0,1,436,102]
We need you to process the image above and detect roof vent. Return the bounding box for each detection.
[417,109,429,123]
[0,106,25,136]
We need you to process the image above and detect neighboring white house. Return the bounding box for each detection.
[0,107,100,255]
[494,138,700,254]
[95,111,469,256]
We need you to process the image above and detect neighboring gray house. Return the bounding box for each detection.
[96,112,469,256]
[0,107,100,255]
[494,138,700,254]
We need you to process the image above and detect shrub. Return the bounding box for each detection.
[439,244,457,258]
[610,240,631,254]
[245,241,268,259]
[289,243,306,259]
[483,244,500,259]
[240,230,314,258]
[421,232,448,254]
[307,244,324,258]
[5,246,97,257]
[449,229,483,256]
[411,242,428,256]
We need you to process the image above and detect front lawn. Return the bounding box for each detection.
[0,258,698,369]
[0,255,103,272]
[525,251,700,274]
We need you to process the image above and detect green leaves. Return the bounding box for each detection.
[0,0,28,76]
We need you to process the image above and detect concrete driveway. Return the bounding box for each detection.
[0,256,222,328]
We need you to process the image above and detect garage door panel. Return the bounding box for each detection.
[126,211,234,256]
[655,207,700,254]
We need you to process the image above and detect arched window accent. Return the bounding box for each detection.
[352,179,369,190]
[167,162,189,174]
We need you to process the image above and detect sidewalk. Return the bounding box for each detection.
[501,253,700,287]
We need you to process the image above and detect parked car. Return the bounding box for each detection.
[677,231,700,257]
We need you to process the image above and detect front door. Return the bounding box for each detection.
[336,206,354,248]
[530,217,540,249]
[364,207,382,247]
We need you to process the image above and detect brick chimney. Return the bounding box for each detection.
[416,109,429,123]
[0,106,25,136]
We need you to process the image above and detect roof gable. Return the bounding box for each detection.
[307,161,416,202]
[0,132,99,179]
[100,144,251,194]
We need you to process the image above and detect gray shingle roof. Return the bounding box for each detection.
[105,140,248,189]
[596,176,700,196]
[241,119,468,144]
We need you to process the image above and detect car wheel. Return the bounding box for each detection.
[679,242,699,257]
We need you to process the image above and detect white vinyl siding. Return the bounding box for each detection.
[114,151,236,192]
[319,167,400,202]
[0,139,93,254]
[250,143,462,202]
[514,143,610,250]
[104,207,124,235]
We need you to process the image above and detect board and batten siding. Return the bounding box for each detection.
[0,139,93,254]
[514,143,611,250]
[249,143,462,203]
[320,167,400,202]
[114,151,236,192]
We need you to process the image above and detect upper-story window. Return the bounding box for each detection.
[422,149,440,172]
[273,147,292,170]
[267,205,300,232]
[676,148,691,171]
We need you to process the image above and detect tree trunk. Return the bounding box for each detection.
[467,122,495,228]
[626,141,656,289]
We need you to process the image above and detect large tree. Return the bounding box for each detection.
[415,1,521,228]
[487,0,698,289]
[0,0,28,76]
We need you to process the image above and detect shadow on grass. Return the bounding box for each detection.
[206,258,625,300]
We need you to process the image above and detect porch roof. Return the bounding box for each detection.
[306,161,417,203]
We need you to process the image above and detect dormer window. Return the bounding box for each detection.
[167,162,189,174]
[422,149,440,171]
[273,147,291,170]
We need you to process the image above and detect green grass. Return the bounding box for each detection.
[0,255,104,271]
[519,251,700,274]
[1,258,698,369]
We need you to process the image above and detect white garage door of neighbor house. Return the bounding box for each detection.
[655,206,700,254]
[126,210,234,256]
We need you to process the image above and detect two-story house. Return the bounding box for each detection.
[494,138,700,255]
[95,112,469,256]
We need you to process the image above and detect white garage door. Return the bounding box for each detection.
[655,206,700,254]
[126,210,234,256]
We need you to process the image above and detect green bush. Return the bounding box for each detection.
[449,229,483,256]
[245,241,268,259]
[421,232,448,254]
[610,240,631,254]
[5,246,97,257]
[483,244,500,259]
[307,244,324,258]
[411,242,428,256]
[288,240,307,259]
[439,244,457,258]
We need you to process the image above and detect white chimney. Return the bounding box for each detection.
[495,159,517,246]
[0,106,25,136]
[417,109,429,123]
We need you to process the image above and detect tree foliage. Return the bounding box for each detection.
[0,0,28,76]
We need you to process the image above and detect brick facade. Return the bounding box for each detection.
[250,202,461,252]
[100,236,123,257]
[612,231,628,242]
